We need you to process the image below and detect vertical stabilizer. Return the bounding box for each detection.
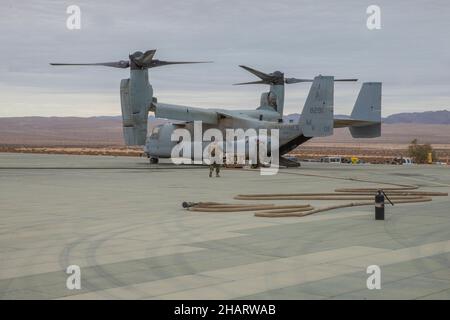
[351,82,381,122]
[300,76,334,137]
[349,82,382,138]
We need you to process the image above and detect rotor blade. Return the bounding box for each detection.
[285,78,358,84]
[149,60,212,68]
[284,78,313,84]
[238,65,272,81]
[233,80,267,85]
[50,61,129,68]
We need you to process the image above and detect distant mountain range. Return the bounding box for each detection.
[383,110,450,124]
[85,110,450,125]
[65,110,450,125]
[1,110,449,146]
[1,110,449,124]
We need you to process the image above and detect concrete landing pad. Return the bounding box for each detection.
[0,153,449,299]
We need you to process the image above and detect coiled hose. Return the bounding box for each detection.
[183,174,448,218]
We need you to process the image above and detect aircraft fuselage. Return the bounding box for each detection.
[144,114,305,159]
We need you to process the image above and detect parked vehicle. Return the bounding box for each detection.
[320,156,342,163]
[391,157,413,165]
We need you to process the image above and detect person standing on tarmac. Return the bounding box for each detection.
[207,137,223,178]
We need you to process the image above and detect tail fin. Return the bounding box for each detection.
[349,82,382,138]
[300,75,334,137]
[120,69,153,145]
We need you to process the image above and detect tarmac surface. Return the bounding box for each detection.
[0,152,449,300]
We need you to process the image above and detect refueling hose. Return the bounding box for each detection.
[184,202,313,213]
[183,172,448,218]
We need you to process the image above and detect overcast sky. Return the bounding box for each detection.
[0,0,449,117]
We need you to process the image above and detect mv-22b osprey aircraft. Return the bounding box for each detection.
[51,49,382,165]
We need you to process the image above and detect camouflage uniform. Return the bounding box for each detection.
[208,141,222,177]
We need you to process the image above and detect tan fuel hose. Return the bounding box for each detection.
[237,188,446,217]
[254,197,434,218]
[185,202,313,212]
[183,171,448,218]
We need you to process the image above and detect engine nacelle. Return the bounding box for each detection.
[120,69,153,145]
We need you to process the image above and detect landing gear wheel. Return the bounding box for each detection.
[149,157,159,164]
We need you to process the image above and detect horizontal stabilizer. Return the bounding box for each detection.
[349,123,381,138]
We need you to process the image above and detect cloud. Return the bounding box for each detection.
[0,0,449,116]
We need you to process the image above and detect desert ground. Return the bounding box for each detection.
[0,117,449,163]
